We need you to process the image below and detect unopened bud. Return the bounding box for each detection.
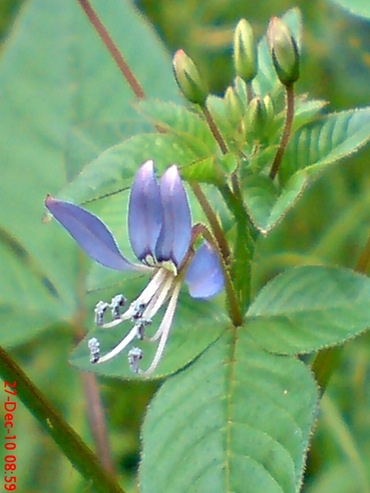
[263,94,274,123]
[267,17,300,86]
[233,19,257,83]
[172,49,208,105]
[247,96,268,140]
[224,86,244,125]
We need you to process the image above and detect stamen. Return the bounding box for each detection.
[140,282,181,376]
[131,301,146,321]
[128,347,143,373]
[142,275,174,320]
[110,294,126,319]
[88,337,100,363]
[99,268,169,329]
[94,301,109,326]
[136,318,152,340]
[143,276,176,342]
[96,325,138,363]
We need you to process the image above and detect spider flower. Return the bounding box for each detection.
[45,160,224,375]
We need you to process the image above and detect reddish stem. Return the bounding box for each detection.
[77,0,145,100]
[269,84,294,180]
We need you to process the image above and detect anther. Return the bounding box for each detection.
[110,294,126,319]
[131,301,146,321]
[136,318,152,340]
[128,347,143,373]
[88,337,100,364]
[94,301,109,326]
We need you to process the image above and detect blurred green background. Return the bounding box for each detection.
[0,0,369,492]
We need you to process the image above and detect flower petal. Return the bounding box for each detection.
[184,242,224,299]
[128,160,163,262]
[45,195,135,271]
[155,165,191,268]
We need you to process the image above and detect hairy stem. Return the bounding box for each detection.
[202,105,229,155]
[269,84,294,180]
[80,372,115,474]
[190,182,230,261]
[77,0,145,100]
[0,346,125,493]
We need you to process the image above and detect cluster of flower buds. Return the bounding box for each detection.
[172,15,299,105]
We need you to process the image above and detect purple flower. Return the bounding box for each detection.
[45,160,224,375]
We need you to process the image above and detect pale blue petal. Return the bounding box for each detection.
[184,242,224,299]
[155,165,191,268]
[45,195,135,271]
[128,160,163,262]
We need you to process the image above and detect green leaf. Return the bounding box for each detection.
[246,266,370,354]
[280,108,370,184]
[137,100,216,155]
[243,171,308,233]
[58,133,197,203]
[327,0,370,19]
[70,285,227,379]
[292,97,327,133]
[140,332,318,493]
[0,229,73,346]
[180,156,221,184]
[64,114,154,183]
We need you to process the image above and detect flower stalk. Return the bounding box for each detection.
[77,0,145,100]
[269,84,295,180]
[202,105,229,155]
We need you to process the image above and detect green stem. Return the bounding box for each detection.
[218,183,256,311]
[219,183,256,244]
[77,0,145,100]
[311,231,370,394]
[269,84,294,180]
[0,346,125,493]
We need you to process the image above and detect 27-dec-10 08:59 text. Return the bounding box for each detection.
[3,380,17,491]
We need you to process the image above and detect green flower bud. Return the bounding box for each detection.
[247,96,267,140]
[172,49,208,105]
[233,19,258,83]
[263,94,274,123]
[224,86,244,125]
[267,17,300,86]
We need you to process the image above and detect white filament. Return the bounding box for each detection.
[140,282,181,376]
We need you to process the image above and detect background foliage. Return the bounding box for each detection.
[0,0,369,492]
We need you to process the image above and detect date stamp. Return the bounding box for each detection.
[3,381,17,491]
